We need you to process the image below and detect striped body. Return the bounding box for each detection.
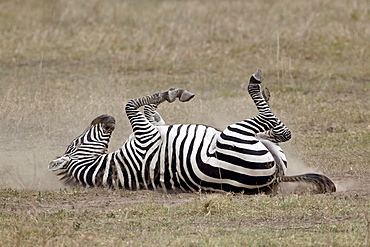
[59,123,285,193]
[49,70,335,194]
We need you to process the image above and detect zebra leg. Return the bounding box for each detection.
[214,70,291,192]
[261,86,270,104]
[125,88,194,140]
[247,70,277,131]
[142,87,194,126]
[250,71,335,194]
[249,70,291,142]
[256,85,292,143]
[144,104,166,126]
[218,69,290,146]
[256,120,291,144]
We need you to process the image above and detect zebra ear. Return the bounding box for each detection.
[48,156,70,171]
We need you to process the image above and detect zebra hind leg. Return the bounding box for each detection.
[278,173,336,194]
[262,86,270,104]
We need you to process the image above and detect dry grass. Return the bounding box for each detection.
[0,0,369,245]
[1,189,370,246]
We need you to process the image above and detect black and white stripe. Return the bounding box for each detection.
[49,70,336,194]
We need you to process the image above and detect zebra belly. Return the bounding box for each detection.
[154,124,277,193]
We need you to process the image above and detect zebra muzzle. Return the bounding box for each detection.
[48,156,71,171]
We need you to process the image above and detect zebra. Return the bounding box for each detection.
[49,69,336,194]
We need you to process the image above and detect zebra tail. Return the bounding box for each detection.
[278,173,336,193]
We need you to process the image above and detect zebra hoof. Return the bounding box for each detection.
[178,89,195,102]
[167,88,179,103]
[250,69,263,84]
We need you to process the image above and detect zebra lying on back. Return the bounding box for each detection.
[49,70,336,194]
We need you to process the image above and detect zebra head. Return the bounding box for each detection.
[48,114,115,171]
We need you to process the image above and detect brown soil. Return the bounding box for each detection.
[2,174,368,214]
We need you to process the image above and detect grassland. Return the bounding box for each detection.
[1,189,370,246]
[0,0,369,246]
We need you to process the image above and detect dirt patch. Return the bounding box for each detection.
[2,174,368,216]
[331,174,370,193]
[0,189,200,215]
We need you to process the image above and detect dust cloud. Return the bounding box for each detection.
[0,144,68,190]
[276,150,321,194]
[280,148,350,193]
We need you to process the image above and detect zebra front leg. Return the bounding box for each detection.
[144,104,166,126]
[125,88,194,140]
[166,88,195,103]
[143,89,194,126]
